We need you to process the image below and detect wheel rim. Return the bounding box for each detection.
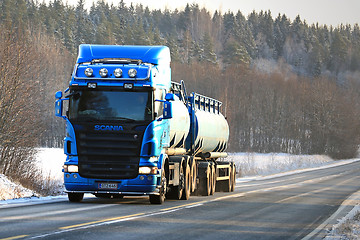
[206,166,211,195]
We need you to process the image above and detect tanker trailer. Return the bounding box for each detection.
[164,81,236,199]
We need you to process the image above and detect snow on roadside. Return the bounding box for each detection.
[0,148,65,201]
[0,174,35,200]
[324,204,360,239]
[36,148,65,182]
[227,152,333,177]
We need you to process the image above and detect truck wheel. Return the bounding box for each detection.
[210,163,216,195]
[224,166,232,192]
[190,158,197,193]
[230,163,236,192]
[181,164,191,200]
[197,163,211,196]
[68,193,84,202]
[150,169,166,204]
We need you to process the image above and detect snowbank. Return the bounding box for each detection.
[324,204,360,239]
[0,174,35,200]
[227,152,333,177]
[0,148,65,201]
[36,148,65,182]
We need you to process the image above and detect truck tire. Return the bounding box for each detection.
[223,166,232,192]
[68,193,84,202]
[197,162,211,196]
[190,158,197,193]
[210,163,216,195]
[230,163,236,192]
[149,169,167,204]
[181,163,191,200]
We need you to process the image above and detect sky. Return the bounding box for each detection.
[76,0,360,26]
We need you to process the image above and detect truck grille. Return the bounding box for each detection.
[74,123,145,179]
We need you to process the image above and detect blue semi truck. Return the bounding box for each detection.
[55,44,235,204]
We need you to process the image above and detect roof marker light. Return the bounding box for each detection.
[99,68,108,77]
[85,68,93,77]
[114,68,123,78]
[128,68,137,78]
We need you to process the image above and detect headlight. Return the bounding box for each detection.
[139,166,158,175]
[84,68,93,77]
[99,68,108,77]
[113,68,123,78]
[63,165,78,173]
[128,68,137,78]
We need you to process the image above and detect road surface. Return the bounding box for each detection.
[1,160,360,240]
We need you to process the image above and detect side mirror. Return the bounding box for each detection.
[163,101,173,119]
[55,91,63,99]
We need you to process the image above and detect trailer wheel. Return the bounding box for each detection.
[224,166,232,192]
[197,163,211,196]
[210,163,216,195]
[230,163,236,192]
[181,163,191,200]
[68,193,84,202]
[190,158,197,192]
[149,169,167,204]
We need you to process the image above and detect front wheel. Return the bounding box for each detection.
[68,193,84,202]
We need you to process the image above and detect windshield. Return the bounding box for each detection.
[68,90,153,122]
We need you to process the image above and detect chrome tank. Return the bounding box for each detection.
[168,96,190,149]
[192,109,229,154]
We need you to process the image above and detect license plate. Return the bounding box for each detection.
[99,183,118,189]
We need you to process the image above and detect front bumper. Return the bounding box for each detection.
[64,172,161,196]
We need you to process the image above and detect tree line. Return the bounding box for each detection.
[2,0,359,77]
[0,0,359,188]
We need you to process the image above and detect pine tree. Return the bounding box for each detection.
[329,30,349,73]
[202,32,217,63]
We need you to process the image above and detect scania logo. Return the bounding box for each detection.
[94,125,124,131]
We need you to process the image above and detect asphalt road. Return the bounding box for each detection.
[1,160,360,240]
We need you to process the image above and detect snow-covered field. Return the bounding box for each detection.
[0,148,359,238]
[0,148,66,201]
[227,152,333,177]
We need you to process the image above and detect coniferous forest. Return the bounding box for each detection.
[1,0,360,185]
